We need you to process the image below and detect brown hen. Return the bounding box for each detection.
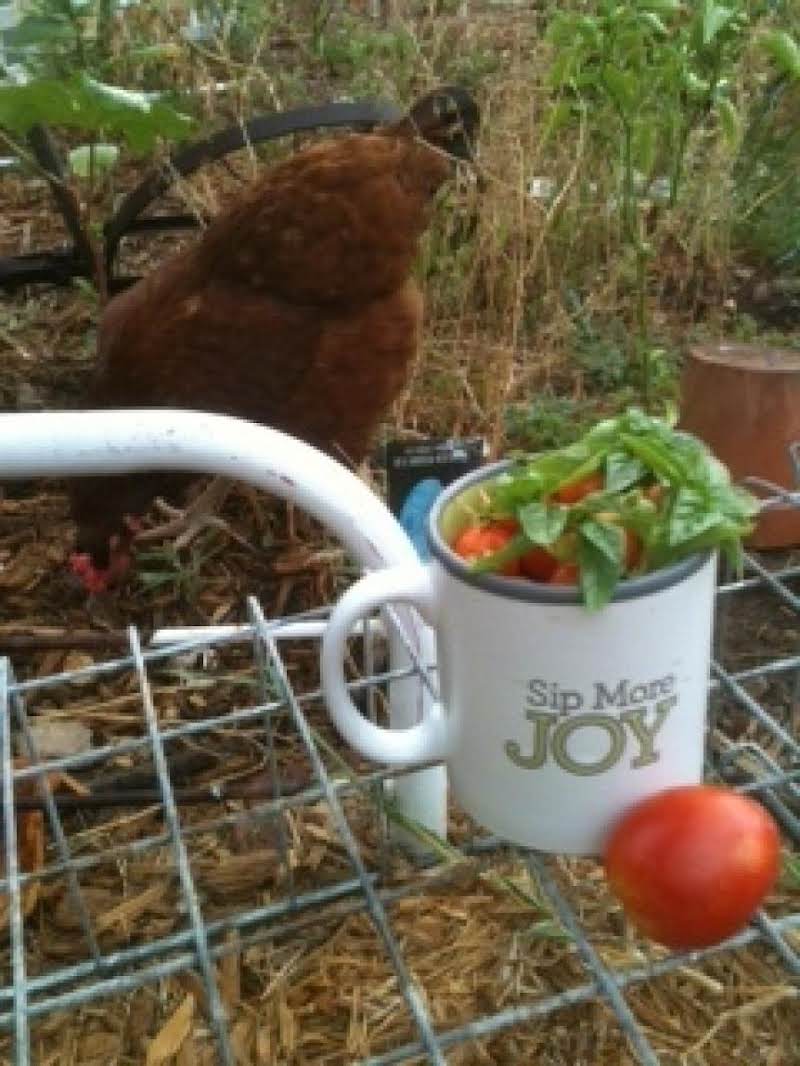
[67,86,479,591]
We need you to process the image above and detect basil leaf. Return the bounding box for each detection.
[604,450,646,493]
[668,486,725,547]
[518,500,568,546]
[581,519,626,565]
[618,431,684,482]
[475,406,760,609]
[578,521,624,611]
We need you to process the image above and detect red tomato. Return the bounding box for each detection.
[553,471,605,505]
[520,546,558,582]
[549,562,580,585]
[623,528,642,572]
[452,521,522,577]
[604,785,780,949]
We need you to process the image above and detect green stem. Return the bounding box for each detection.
[622,120,636,242]
[635,243,650,407]
[669,119,691,207]
[96,0,114,67]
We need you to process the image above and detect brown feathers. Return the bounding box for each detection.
[68,86,479,577]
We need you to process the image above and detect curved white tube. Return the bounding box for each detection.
[0,409,417,567]
[0,408,445,840]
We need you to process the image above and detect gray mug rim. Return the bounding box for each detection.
[426,460,713,604]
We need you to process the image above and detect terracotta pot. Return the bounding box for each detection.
[679,343,800,549]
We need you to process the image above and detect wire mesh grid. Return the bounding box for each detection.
[1,540,799,1062]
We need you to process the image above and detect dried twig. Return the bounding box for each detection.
[5,769,312,814]
[0,629,131,653]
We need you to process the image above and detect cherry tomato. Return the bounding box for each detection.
[519,546,558,582]
[623,528,642,572]
[553,471,605,505]
[492,518,521,536]
[452,521,522,577]
[549,562,580,585]
[604,785,781,949]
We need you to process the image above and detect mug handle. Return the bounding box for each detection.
[320,564,449,765]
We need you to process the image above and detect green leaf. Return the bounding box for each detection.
[517,500,569,547]
[68,142,119,178]
[701,1,734,47]
[546,13,585,49]
[632,119,657,176]
[1,14,73,48]
[782,854,800,889]
[0,73,196,154]
[601,65,637,113]
[489,448,593,510]
[618,431,683,482]
[760,30,800,80]
[658,468,757,562]
[548,49,580,90]
[639,0,681,14]
[683,70,712,98]
[614,489,663,542]
[539,100,576,144]
[76,74,196,152]
[715,96,740,145]
[640,12,668,36]
[578,520,624,611]
[604,451,646,492]
[575,15,603,50]
[668,486,723,546]
[581,519,625,566]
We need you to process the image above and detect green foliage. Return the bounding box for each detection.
[505,394,594,452]
[563,289,627,390]
[3,0,119,78]
[0,71,195,153]
[317,15,419,92]
[734,76,800,273]
[518,499,569,546]
[760,28,800,79]
[546,0,752,210]
[475,408,760,608]
[135,536,221,603]
[539,0,774,398]
[1,0,196,158]
[0,0,797,421]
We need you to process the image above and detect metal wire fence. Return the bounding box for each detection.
[1,538,799,1063]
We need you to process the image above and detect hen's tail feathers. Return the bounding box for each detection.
[392,85,479,161]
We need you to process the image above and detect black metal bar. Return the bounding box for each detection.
[0,250,91,290]
[103,100,402,280]
[26,126,96,283]
[1,101,401,291]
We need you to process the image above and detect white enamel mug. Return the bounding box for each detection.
[321,463,717,855]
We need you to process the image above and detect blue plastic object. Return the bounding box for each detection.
[398,477,443,561]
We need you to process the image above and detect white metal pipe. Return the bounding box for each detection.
[0,409,445,841]
[0,409,412,564]
[150,619,387,646]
